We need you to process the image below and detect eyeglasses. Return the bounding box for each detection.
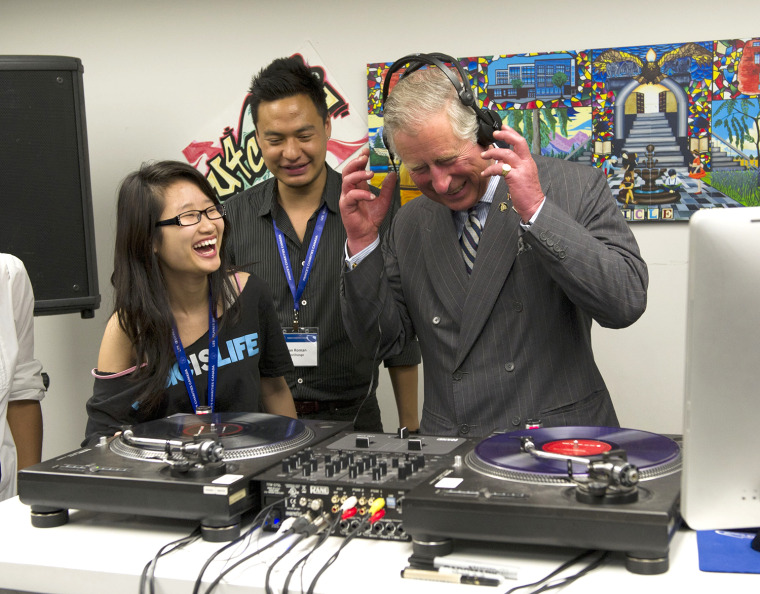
[155,204,225,227]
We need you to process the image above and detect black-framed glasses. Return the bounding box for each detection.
[155,204,225,227]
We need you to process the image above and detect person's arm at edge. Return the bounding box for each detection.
[388,365,419,432]
[6,255,45,468]
[261,376,297,418]
[7,400,42,469]
[97,313,136,372]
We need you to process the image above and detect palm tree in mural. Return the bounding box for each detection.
[507,108,571,156]
[546,109,570,146]
[552,71,568,101]
[511,78,524,100]
[713,97,760,164]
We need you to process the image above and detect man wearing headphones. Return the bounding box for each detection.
[224,56,420,432]
[339,56,648,438]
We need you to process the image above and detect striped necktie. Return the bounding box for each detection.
[460,207,482,274]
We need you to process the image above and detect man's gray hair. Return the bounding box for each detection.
[383,67,479,158]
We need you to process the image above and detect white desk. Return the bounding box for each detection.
[1,496,757,594]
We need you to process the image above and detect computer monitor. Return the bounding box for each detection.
[681,206,760,531]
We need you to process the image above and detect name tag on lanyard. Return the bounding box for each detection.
[283,327,319,367]
[274,204,327,369]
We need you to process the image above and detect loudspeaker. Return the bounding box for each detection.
[0,56,100,318]
[381,52,503,162]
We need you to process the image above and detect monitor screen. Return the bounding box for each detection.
[681,206,760,531]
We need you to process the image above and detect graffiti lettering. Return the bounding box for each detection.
[244,133,266,177]
[222,133,252,183]
[206,127,267,199]
[205,131,243,198]
[324,80,349,119]
[207,155,243,198]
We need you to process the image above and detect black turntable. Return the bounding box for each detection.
[402,427,682,575]
[17,413,349,541]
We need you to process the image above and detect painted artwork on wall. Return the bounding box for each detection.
[368,38,760,222]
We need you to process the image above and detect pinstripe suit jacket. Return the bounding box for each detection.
[341,155,648,438]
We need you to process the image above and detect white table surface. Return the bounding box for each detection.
[1,496,758,594]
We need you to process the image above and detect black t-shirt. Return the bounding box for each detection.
[83,275,293,444]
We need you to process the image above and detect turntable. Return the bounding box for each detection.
[402,427,682,575]
[17,413,349,541]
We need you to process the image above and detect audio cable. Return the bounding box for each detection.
[282,496,358,594]
[305,498,386,594]
[503,549,609,594]
[201,510,318,594]
[264,511,332,594]
[350,310,385,431]
[192,497,284,594]
[139,526,202,594]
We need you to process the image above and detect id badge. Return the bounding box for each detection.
[283,327,318,367]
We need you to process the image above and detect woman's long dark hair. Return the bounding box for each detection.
[111,160,239,412]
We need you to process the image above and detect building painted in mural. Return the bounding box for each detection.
[738,38,760,95]
[487,54,576,103]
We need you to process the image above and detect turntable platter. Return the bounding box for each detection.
[468,426,681,484]
[111,413,315,461]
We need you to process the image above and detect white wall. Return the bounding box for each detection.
[2,0,758,458]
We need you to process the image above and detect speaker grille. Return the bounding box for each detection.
[0,56,99,317]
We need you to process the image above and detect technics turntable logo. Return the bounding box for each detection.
[166,332,260,386]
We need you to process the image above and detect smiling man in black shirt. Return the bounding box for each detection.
[224,57,420,432]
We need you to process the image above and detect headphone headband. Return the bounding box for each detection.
[380,52,502,156]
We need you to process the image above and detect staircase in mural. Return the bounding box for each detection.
[709,143,747,170]
[621,112,685,169]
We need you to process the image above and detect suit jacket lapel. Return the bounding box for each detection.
[420,199,469,322]
[456,180,522,367]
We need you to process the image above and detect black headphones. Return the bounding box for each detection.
[380,52,503,161]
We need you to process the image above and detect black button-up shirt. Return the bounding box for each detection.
[224,165,420,403]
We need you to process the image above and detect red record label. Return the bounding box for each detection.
[542,439,612,456]
[473,427,681,478]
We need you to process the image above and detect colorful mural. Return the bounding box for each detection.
[369,39,760,222]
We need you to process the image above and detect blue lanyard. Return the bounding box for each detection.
[169,289,218,413]
[273,203,328,330]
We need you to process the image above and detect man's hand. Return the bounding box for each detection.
[480,127,544,223]
[340,148,395,256]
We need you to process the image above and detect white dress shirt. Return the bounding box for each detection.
[0,254,45,501]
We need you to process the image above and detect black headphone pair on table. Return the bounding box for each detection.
[380,52,504,164]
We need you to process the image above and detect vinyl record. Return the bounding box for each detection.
[468,426,681,483]
[111,412,314,461]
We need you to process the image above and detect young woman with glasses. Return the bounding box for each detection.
[83,161,296,444]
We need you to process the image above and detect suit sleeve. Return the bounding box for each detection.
[340,227,414,362]
[375,182,421,368]
[523,163,648,329]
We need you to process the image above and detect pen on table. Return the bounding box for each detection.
[433,556,519,580]
[401,567,500,587]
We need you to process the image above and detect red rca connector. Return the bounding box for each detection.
[369,509,386,524]
[341,507,358,521]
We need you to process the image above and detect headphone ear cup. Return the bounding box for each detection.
[381,129,396,170]
[475,108,502,146]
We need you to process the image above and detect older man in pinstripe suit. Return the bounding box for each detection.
[339,65,648,438]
